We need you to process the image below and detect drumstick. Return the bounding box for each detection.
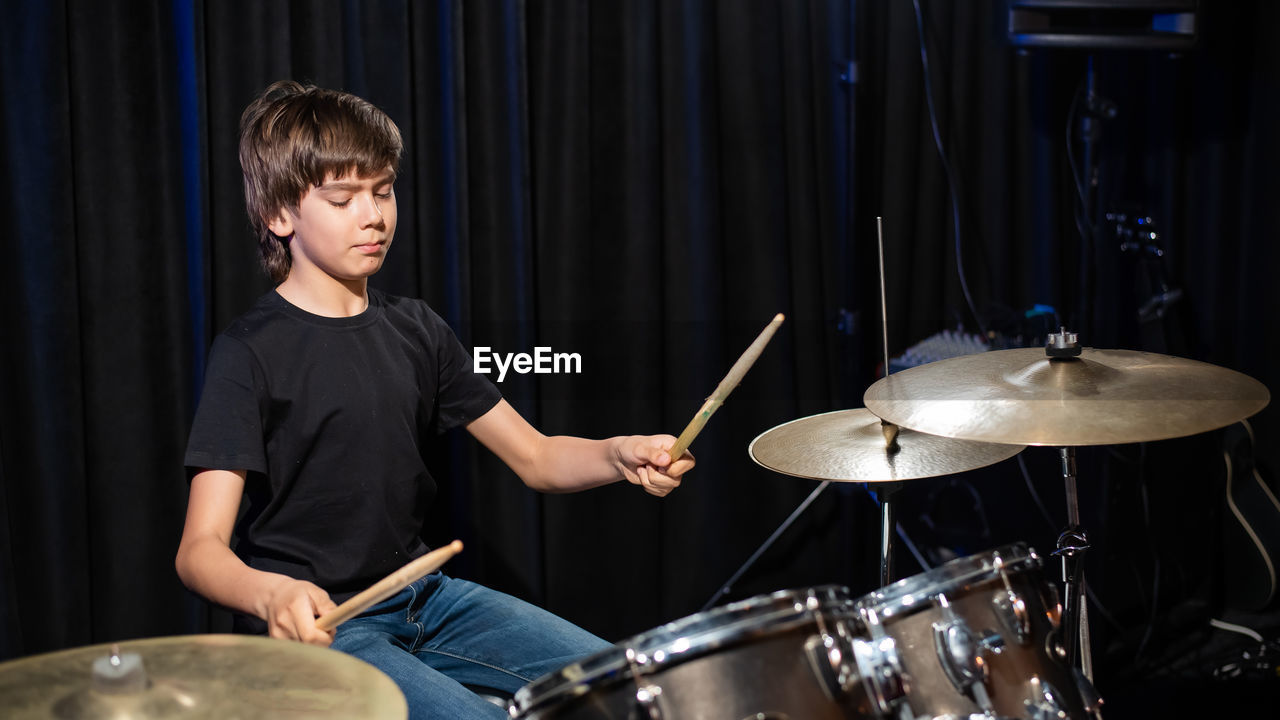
[667,313,785,460]
[315,540,463,631]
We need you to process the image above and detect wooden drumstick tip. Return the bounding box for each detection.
[666,313,786,461]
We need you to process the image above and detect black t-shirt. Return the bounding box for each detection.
[185,289,501,602]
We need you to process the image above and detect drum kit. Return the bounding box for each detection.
[505,329,1269,719]
[510,211,1270,720]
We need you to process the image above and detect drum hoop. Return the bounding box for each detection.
[855,543,1039,619]
[513,585,853,713]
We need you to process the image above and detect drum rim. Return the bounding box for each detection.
[512,584,854,713]
[855,542,1039,619]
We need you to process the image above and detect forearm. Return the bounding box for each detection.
[521,434,630,493]
[467,399,687,496]
[175,536,292,621]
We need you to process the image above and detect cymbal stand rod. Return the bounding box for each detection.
[879,481,903,586]
[1063,447,1080,526]
[1055,446,1093,680]
[874,217,902,586]
[699,481,831,612]
[877,216,890,375]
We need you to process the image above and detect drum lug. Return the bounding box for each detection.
[1041,581,1063,630]
[633,684,663,720]
[1044,626,1068,664]
[932,594,996,714]
[804,631,852,701]
[852,636,909,716]
[1024,675,1069,720]
[852,605,909,716]
[624,648,665,720]
[992,551,1032,644]
[932,620,987,688]
[993,588,1031,645]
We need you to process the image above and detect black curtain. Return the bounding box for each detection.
[2,0,867,656]
[3,0,1278,710]
[856,1,1280,708]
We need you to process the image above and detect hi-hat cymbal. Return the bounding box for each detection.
[749,408,1024,482]
[864,347,1270,447]
[0,634,407,719]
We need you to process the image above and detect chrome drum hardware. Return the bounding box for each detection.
[851,544,1094,719]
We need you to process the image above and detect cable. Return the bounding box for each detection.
[1018,454,1058,532]
[910,0,987,338]
[1209,618,1264,643]
[1064,82,1094,255]
[1064,82,1089,210]
[1134,443,1163,662]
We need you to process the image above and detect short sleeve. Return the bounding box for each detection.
[184,334,270,475]
[429,312,502,433]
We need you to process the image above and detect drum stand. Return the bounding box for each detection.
[700,479,926,612]
[1055,446,1094,682]
[879,480,904,586]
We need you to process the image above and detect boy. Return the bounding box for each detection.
[176,81,694,720]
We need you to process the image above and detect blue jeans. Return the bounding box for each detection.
[332,572,610,720]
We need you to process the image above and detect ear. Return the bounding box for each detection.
[267,208,294,238]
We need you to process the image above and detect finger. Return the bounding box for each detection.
[302,589,338,646]
[269,612,301,642]
[636,465,654,492]
[665,451,696,477]
[309,586,339,616]
[651,434,679,466]
[303,626,335,647]
[619,464,642,487]
[646,469,681,492]
[623,435,672,468]
[294,600,333,647]
[640,466,680,497]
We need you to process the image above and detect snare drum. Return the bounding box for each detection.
[851,543,1094,720]
[510,586,866,719]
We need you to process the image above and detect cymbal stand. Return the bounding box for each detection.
[874,216,905,587]
[701,218,909,611]
[1043,329,1095,682]
[1055,446,1093,681]
[699,480,831,612]
[879,480,904,585]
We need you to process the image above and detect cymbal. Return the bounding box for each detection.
[864,347,1270,447]
[0,634,407,719]
[749,408,1024,482]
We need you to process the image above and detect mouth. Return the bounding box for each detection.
[354,241,386,255]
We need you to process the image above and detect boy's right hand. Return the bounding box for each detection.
[264,579,338,646]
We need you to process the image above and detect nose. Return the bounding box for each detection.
[360,194,386,228]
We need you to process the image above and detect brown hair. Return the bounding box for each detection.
[238,81,403,283]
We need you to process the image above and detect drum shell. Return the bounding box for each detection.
[512,586,866,720]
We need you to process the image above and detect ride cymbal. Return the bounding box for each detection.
[749,408,1024,483]
[864,347,1270,447]
[0,634,407,719]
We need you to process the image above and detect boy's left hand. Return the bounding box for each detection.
[616,435,696,497]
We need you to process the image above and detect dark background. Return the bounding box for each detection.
[2,0,1277,715]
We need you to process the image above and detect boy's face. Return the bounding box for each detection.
[268,168,397,284]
